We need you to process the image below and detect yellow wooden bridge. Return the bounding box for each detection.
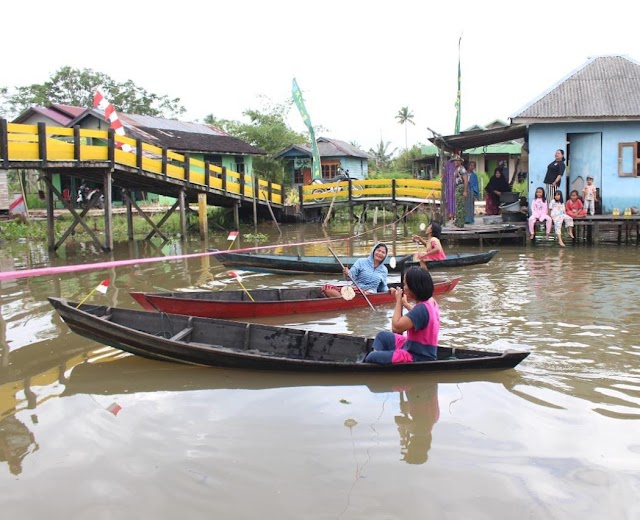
[0,120,442,250]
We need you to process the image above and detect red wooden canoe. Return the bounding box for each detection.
[130,278,460,319]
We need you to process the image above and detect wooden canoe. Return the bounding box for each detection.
[48,297,530,373]
[129,278,460,319]
[210,249,499,274]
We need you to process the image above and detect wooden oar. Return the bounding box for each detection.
[328,246,376,311]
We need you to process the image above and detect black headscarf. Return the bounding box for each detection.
[485,171,510,194]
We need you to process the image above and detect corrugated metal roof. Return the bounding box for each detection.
[119,114,226,136]
[429,124,528,152]
[50,104,86,117]
[274,138,371,159]
[464,143,522,154]
[512,55,640,121]
[12,107,73,125]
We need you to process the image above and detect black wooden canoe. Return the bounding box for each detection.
[48,297,529,373]
[210,249,498,274]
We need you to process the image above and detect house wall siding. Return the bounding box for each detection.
[339,157,368,179]
[528,122,640,212]
[0,170,9,210]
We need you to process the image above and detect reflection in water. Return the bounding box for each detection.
[393,382,439,464]
[2,229,640,517]
[0,414,39,475]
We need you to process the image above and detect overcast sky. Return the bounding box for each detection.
[3,0,638,153]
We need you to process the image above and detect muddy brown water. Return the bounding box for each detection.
[1,223,639,519]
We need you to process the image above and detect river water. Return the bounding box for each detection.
[1,222,639,519]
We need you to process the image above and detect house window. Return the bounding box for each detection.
[294,169,304,184]
[618,142,640,177]
[234,156,245,174]
[204,154,223,168]
[321,161,340,179]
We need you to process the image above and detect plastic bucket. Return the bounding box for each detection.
[499,201,521,212]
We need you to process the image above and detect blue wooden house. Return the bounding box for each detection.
[511,55,640,212]
[275,137,371,185]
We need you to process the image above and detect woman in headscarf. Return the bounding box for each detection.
[322,243,389,298]
[464,161,480,223]
[484,168,511,216]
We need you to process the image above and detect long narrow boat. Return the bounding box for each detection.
[210,249,498,274]
[49,297,530,373]
[129,278,460,319]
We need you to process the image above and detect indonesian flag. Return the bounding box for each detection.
[227,231,239,241]
[93,88,133,152]
[106,402,122,416]
[228,270,242,282]
[95,279,110,294]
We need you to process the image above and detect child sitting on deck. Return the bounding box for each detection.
[528,187,552,240]
[549,190,574,247]
[566,190,587,218]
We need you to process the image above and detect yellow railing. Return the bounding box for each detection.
[1,121,283,205]
[300,178,441,204]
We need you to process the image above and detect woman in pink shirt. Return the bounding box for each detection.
[528,186,552,240]
[364,267,439,364]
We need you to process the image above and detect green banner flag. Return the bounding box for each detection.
[454,35,462,135]
[292,78,322,179]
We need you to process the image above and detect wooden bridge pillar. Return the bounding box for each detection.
[124,188,134,241]
[45,172,55,251]
[233,200,240,230]
[178,189,187,240]
[103,170,113,251]
[198,193,208,240]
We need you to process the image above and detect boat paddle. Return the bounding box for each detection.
[327,246,376,311]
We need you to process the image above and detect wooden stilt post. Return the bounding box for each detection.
[178,189,187,240]
[198,193,208,240]
[124,188,134,241]
[233,200,240,231]
[45,171,55,251]
[104,170,113,251]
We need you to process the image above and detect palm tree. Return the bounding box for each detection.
[395,106,415,151]
[369,139,397,169]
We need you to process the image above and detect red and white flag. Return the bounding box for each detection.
[106,402,122,416]
[227,230,239,241]
[228,270,242,282]
[93,88,133,152]
[95,279,110,294]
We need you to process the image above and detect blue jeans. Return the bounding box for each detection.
[364,331,397,364]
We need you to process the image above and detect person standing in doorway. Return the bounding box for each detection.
[543,149,566,202]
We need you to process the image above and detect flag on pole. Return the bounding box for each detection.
[292,79,322,180]
[228,270,242,282]
[106,402,122,416]
[95,279,110,294]
[227,231,239,241]
[93,88,133,152]
[454,35,462,135]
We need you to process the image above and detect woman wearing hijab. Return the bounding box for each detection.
[464,161,480,223]
[484,168,511,216]
[322,242,389,298]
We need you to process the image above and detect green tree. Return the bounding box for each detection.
[391,144,423,174]
[1,66,185,119]
[395,106,415,151]
[368,139,397,169]
[204,98,307,184]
